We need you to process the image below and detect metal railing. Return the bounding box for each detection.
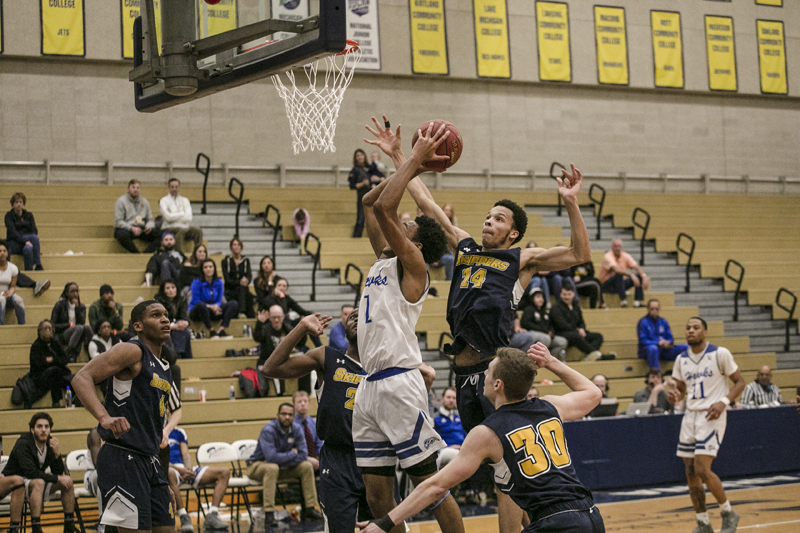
[775,288,797,352]
[196,153,211,215]
[263,204,282,268]
[344,263,364,308]
[549,162,566,216]
[724,259,745,321]
[437,332,456,387]
[304,233,321,302]
[676,233,695,293]
[632,207,651,266]
[588,183,606,240]
[227,177,244,237]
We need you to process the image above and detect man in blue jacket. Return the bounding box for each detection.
[637,299,688,370]
[245,403,323,526]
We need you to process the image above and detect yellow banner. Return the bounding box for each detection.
[651,11,683,89]
[410,0,448,75]
[473,0,510,79]
[120,0,139,59]
[536,2,570,82]
[199,0,237,39]
[757,20,787,95]
[756,0,782,6]
[705,15,737,92]
[41,0,85,56]
[594,6,628,86]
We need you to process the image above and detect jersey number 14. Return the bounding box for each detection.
[460,267,487,289]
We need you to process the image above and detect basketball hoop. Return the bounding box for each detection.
[272,39,361,154]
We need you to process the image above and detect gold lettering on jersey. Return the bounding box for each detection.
[333,367,364,384]
[456,254,509,271]
[150,373,172,393]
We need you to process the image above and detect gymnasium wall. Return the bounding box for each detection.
[1,0,799,189]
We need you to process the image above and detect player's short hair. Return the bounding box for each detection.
[10,192,26,207]
[442,386,456,396]
[131,299,159,326]
[29,412,53,430]
[278,402,294,414]
[292,391,309,403]
[494,200,527,245]
[413,215,448,265]
[646,368,662,381]
[128,179,141,187]
[688,316,708,330]
[494,348,537,401]
[341,304,354,312]
[168,177,180,185]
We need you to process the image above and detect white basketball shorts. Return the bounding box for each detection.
[677,409,727,458]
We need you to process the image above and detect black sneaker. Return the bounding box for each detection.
[263,513,277,527]
[209,330,219,338]
[301,508,323,521]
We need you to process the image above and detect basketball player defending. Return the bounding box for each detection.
[365,115,591,531]
[668,317,745,533]
[352,122,464,533]
[360,343,604,533]
[72,301,175,533]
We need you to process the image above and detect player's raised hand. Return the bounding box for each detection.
[100,414,131,439]
[411,121,449,166]
[527,342,557,370]
[557,163,583,201]
[364,115,402,158]
[300,313,333,335]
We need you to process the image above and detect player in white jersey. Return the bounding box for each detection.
[668,317,745,533]
[352,122,464,533]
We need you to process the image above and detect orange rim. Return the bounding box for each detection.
[336,39,360,56]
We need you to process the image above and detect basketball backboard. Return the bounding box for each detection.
[131,0,346,112]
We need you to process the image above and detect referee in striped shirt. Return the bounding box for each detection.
[740,365,782,407]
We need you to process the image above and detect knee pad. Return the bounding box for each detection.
[403,455,438,478]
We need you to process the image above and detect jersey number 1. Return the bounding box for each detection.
[508,419,571,479]
[460,267,487,289]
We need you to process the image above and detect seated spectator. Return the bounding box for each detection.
[167,427,230,531]
[633,368,672,413]
[222,237,255,319]
[159,177,203,255]
[293,391,323,470]
[254,255,278,310]
[523,241,550,304]
[741,365,782,407]
[245,403,323,526]
[442,203,458,227]
[637,299,688,370]
[30,320,73,407]
[527,386,539,400]
[88,284,127,338]
[550,286,604,361]
[369,150,387,176]
[433,387,466,469]
[571,261,605,309]
[13,271,50,298]
[292,208,310,245]
[50,282,92,362]
[189,259,237,339]
[587,374,616,417]
[5,193,43,271]
[253,305,293,396]
[265,278,321,348]
[599,239,649,307]
[328,304,353,353]
[0,241,25,324]
[179,244,208,295]
[114,179,158,254]
[155,279,193,359]
[88,319,121,359]
[3,412,77,533]
[145,232,185,286]
[517,288,568,359]
[545,268,576,304]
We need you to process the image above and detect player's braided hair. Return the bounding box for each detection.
[494,199,528,245]
[413,215,449,265]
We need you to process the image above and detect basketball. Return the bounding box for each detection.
[411,120,463,172]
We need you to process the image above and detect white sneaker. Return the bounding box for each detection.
[619,300,628,308]
[633,300,642,308]
[583,350,603,361]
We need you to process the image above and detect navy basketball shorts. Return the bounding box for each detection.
[319,446,372,533]
[525,500,605,533]
[97,444,173,530]
[453,360,495,432]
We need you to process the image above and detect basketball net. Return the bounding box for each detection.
[272,40,361,154]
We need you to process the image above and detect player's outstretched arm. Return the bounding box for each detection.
[528,343,602,421]
[161,407,182,449]
[260,313,330,379]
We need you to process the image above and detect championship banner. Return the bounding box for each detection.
[651,11,683,89]
[120,0,140,59]
[705,15,737,92]
[199,0,237,39]
[271,0,308,42]
[757,20,787,95]
[41,0,85,57]
[346,0,381,71]
[536,1,570,82]
[409,0,449,75]
[594,6,628,86]
[473,0,510,79]
[756,0,782,6]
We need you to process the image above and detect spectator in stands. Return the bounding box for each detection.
[88,319,121,360]
[551,286,604,361]
[571,261,604,309]
[637,299,688,370]
[328,304,353,352]
[13,271,50,298]
[3,412,77,533]
[30,320,73,407]
[114,179,158,253]
[222,237,255,319]
[545,267,577,305]
[293,391,323,470]
[155,279,193,359]
[741,365,782,407]
[254,305,292,396]
[527,386,539,400]
[349,149,371,238]
[292,208,310,245]
[433,387,466,469]
[0,241,25,325]
[587,374,616,417]
[370,150,387,176]
[246,403,323,526]
[145,232,185,286]
[254,256,278,310]
[517,288,568,359]
[179,244,208,296]
[442,203,458,227]
[159,177,203,254]
[633,368,672,413]
[5,193,43,271]
[189,259,237,339]
[523,241,551,305]
[600,239,649,307]
[167,427,230,530]
[87,284,125,336]
[51,282,92,362]
[265,277,315,332]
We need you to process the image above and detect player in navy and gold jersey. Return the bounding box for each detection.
[360,344,604,533]
[71,300,175,533]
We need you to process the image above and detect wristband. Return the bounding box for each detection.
[720,397,730,406]
[372,515,396,532]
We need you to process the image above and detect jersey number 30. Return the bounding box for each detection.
[507,419,571,479]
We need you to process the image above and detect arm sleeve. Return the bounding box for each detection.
[188,280,202,311]
[212,279,224,306]
[287,296,310,316]
[549,305,572,333]
[662,320,674,343]
[740,383,754,405]
[51,302,70,334]
[88,303,99,329]
[143,199,155,229]
[114,198,132,230]
[292,424,308,463]
[30,342,48,375]
[112,303,125,331]
[182,198,193,223]
[255,285,270,308]
[221,257,234,287]
[576,307,586,330]
[5,212,24,244]
[637,318,658,347]
[244,258,252,282]
[159,197,180,224]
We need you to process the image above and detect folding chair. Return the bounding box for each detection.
[196,442,253,533]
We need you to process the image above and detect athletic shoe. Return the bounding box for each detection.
[203,511,227,530]
[691,521,713,533]
[34,279,50,297]
[180,513,194,533]
[633,300,642,308]
[583,350,603,362]
[216,330,233,340]
[721,510,740,533]
[301,508,323,521]
[619,300,628,308]
[209,331,219,338]
[263,512,277,527]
